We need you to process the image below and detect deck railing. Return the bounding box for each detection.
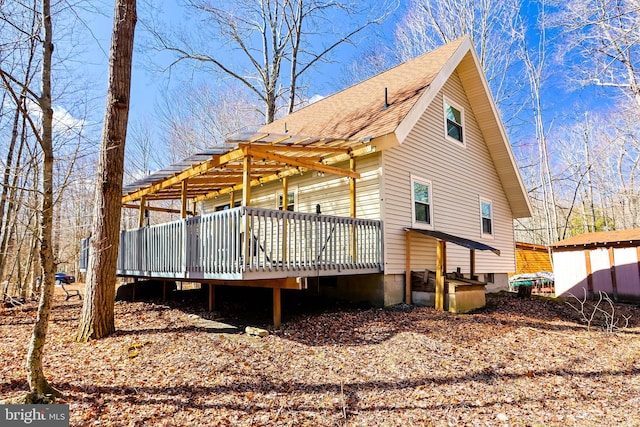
[81,207,383,280]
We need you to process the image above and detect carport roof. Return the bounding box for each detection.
[406,228,501,256]
[550,228,640,248]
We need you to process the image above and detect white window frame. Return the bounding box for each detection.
[214,201,241,211]
[479,197,494,238]
[411,175,434,230]
[276,189,297,211]
[443,96,465,147]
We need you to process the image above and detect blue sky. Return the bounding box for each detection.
[66,0,621,169]
[72,0,406,128]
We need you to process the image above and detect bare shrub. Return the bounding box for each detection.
[566,288,631,333]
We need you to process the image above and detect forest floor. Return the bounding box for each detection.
[2,287,640,426]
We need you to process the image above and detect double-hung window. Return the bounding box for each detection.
[480,198,493,236]
[411,176,433,229]
[277,190,296,211]
[444,97,464,145]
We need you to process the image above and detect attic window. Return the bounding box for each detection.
[444,97,464,145]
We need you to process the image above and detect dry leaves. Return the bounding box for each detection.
[1,292,640,426]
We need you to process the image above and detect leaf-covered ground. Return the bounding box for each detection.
[2,287,640,426]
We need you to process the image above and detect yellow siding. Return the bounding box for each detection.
[382,70,516,275]
[513,243,552,275]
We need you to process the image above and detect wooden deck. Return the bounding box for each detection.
[81,207,383,282]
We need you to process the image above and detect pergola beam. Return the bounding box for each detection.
[239,142,351,154]
[193,167,300,203]
[246,146,361,179]
[123,203,195,216]
[121,148,245,203]
[121,134,374,204]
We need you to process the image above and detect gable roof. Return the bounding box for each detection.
[550,228,640,248]
[261,38,465,141]
[261,37,532,218]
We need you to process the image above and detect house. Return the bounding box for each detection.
[550,228,640,302]
[86,36,531,326]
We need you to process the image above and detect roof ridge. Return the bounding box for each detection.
[260,37,469,141]
[291,36,468,110]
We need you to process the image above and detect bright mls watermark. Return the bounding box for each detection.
[1,405,69,426]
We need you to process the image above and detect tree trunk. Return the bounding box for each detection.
[75,0,137,342]
[23,0,61,401]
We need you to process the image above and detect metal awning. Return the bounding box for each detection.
[405,228,501,256]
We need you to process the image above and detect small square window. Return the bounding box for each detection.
[278,191,295,211]
[411,177,433,228]
[444,97,464,144]
[480,200,493,236]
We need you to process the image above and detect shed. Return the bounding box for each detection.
[550,229,640,302]
[512,242,552,276]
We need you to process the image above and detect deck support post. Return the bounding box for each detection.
[162,281,167,301]
[282,177,288,262]
[138,196,146,227]
[181,180,188,219]
[242,155,252,207]
[242,156,252,265]
[405,230,412,304]
[349,158,357,261]
[435,240,446,311]
[273,287,281,328]
[208,284,215,311]
[229,188,235,209]
[470,249,476,280]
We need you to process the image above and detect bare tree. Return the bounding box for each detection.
[75,0,137,341]
[154,83,262,161]
[553,0,640,110]
[147,0,393,124]
[393,0,523,112]
[0,0,63,402]
[512,1,560,244]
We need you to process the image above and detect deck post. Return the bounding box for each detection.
[350,158,357,261]
[405,229,412,304]
[138,196,146,227]
[273,287,281,328]
[435,240,446,311]
[242,155,252,206]
[242,155,252,266]
[470,249,476,280]
[181,180,188,219]
[162,281,167,301]
[282,177,288,262]
[208,284,215,311]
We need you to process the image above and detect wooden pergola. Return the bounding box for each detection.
[122,131,374,221]
[120,131,375,327]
